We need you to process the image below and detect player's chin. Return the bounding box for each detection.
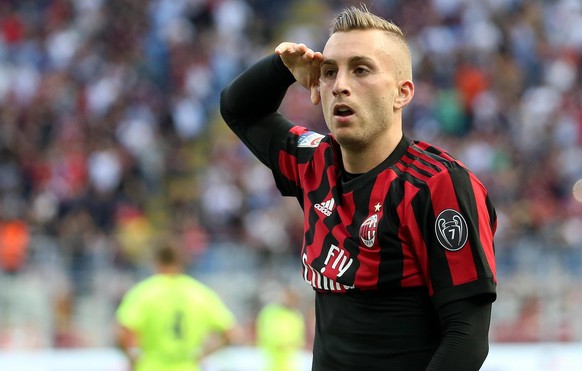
[329,115,356,130]
[332,129,365,149]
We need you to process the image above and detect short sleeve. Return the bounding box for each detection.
[410,165,497,308]
[196,283,236,332]
[116,284,146,330]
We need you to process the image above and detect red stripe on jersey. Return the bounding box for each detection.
[278,149,299,186]
[430,173,478,285]
[289,125,307,136]
[308,216,331,272]
[302,143,331,192]
[304,201,354,291]
[398,181,430,291]
[277,126,307,185]
[471,175,497,282]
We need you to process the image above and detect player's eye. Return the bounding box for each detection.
[322,68,337,78]
[354,66,369,75]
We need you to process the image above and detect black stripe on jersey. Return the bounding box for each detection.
[305,171,331,252]
[417,143,450,161]
[410,181,455,290]
[397,159,434,179]
[486,194,497,234]
[449,166,494,279]
[403,151,442,174]
[393,166,454,290]
[376,176,406,291]
[339,179,375,286]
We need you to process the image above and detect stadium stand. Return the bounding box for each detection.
[0,0,581,353]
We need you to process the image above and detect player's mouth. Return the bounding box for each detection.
[333,104,354,121]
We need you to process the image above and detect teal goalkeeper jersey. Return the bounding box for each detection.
[116,274,235,371]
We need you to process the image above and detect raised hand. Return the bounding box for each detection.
[275,42,324,105]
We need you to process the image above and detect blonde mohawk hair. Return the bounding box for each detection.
[330,4,405,38]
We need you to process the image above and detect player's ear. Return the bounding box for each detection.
[394,80,414,110]
[311,85,321,105]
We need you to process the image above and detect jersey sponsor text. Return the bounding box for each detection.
[302,252,354,291]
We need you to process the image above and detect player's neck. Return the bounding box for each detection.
[157,265,182,275]
[341,130,403,174]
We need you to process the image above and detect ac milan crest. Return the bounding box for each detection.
[359,214,378,248]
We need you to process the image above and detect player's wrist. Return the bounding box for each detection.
[127,347,141,362]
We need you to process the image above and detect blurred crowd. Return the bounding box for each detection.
[1,0,582,349]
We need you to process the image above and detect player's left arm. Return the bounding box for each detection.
[415,164,497,308]
[115,324,141,369]
[199,325,243,360]
[410,163,497,369]
[115,287,146,369]
[427,297,492,370]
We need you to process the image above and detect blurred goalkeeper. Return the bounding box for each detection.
[115,238,241,371]
[220,5,497,371]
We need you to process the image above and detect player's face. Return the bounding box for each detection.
[319,29,408,151]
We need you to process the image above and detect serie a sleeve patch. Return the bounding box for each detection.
[297,131,325,148]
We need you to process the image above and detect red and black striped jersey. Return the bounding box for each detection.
[274,126,497,308]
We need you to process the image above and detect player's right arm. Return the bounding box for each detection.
[219,45,320,168]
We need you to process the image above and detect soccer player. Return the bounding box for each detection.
[220,5,497,371]
[256,285,306,371]
[115,239,240,371]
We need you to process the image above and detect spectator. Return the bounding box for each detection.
[0,0,581,348]
[256,284,306,371]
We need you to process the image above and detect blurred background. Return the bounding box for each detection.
[0,0,582,368]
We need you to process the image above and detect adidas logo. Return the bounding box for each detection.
[315,198,335,217]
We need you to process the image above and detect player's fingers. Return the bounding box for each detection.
[295,43,308,54]
[313,51,324,62]
[274,42,294,55]
[303,48,324,66]
[275,42,306,56]
[303,49,324,66]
